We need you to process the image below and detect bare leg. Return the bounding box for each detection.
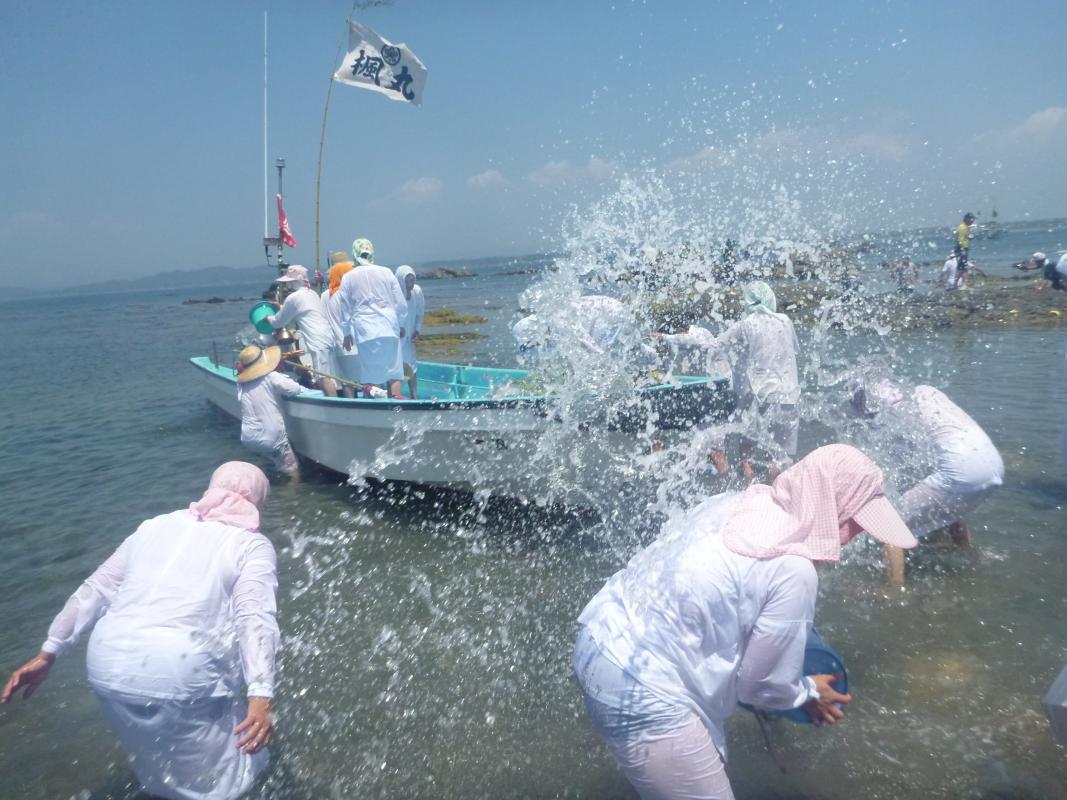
[341,384,355,399]
[739,436,755,482]
[408,374,418,399]
[884,544,906,586]
[387,379,404,399]
[710,448,729,475]
[320,378,338,398]
[948,521,973,548]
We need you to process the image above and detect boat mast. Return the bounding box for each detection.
[262,12,284,273]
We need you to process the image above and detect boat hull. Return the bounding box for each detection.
[192,356,731,506]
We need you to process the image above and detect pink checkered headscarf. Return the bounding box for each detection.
[722,444,913,562]
[189,461,270,532]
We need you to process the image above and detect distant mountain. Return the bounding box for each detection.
[7,265,273,300]
[7,252,561,300]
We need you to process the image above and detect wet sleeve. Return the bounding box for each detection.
[664,328,716,350]
[272,373,304,398]
[41,537,131,657]
[234,537,280,698]
[392,277,409,331]
[735,560,818,710]
[413,288,425,335]
[269,295,298,329]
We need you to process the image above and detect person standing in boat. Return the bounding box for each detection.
[266,265,341,397]
[236,344,303,480]
[573,444,917,800]
[321,251,359,397]
[338,238,408,399]
[395,265,425,399]
[2,462,280,800]
[848,375,1004,584]
[683,281,801,480]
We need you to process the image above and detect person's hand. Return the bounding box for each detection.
[234,696,273,754]
[2,652,55,703]
[411,331,419,341]
[804,673,851,726]
[343,335,353,352]
[313,270,324,286]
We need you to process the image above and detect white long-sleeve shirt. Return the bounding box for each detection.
[42,510,279,700]
[661,325,731,380]
[705,312,801,405]
[578,492,817,753]
[238,372,303,451]
[337,264,409,344]
[912,385,1004,490]
[268,286,339,353]
[400,284,425,365]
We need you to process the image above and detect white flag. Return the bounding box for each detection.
[333,20,427,106]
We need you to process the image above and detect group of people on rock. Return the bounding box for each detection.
[4,274,1006,800]
[235,238,425,479]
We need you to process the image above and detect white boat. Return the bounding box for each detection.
[192,355,731,506]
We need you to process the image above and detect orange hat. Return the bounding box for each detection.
[328,261,354,295]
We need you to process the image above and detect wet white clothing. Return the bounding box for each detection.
[40,510,278,799]
[400,283,425,369]
[268,286,339,355]
[574,627,733,800]
[337,264,408,384]
[512,295,630,361]
[322,290,362,385]
[661,326,731,381]
[942,258,958,289]
[897,385,1004,536]
[337,263,409,344]
[238,371,302,449]
[41,509,280,699]
[705,312,801,407]
[358,337,404,384]
[95,687,267,800]
[576,492,818,759]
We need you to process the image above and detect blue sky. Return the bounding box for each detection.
[1,0,1064,286]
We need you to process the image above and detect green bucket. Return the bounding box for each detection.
[249,301,277,335]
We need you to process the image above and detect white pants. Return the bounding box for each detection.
[574,628,734,800]
[899,439,1003,538]
[94,688,267,800]
[357,336,404,384]
[241,437,298,476]
[306,347,341,385]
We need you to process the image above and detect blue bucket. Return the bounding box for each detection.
[739,626,848,724]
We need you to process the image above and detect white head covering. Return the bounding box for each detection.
[352,238,375,266]
[277,265,309,284]
[512,315,544,350]
[743,281,777,314]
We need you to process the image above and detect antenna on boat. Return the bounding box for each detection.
[261,12,286,275]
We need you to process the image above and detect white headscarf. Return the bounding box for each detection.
[743,281,777,314]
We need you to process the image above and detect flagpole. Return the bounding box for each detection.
[314,18,352,286]
[263,11,269,245]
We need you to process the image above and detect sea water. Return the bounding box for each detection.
[1,224,1066,798]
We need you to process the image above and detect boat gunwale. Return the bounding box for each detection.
[190,355,713,413]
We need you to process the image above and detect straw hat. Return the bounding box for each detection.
[236,345,282,383]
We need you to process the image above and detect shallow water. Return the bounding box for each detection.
[1,263,1066,798]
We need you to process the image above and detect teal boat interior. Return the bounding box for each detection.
[191,355,712,404]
